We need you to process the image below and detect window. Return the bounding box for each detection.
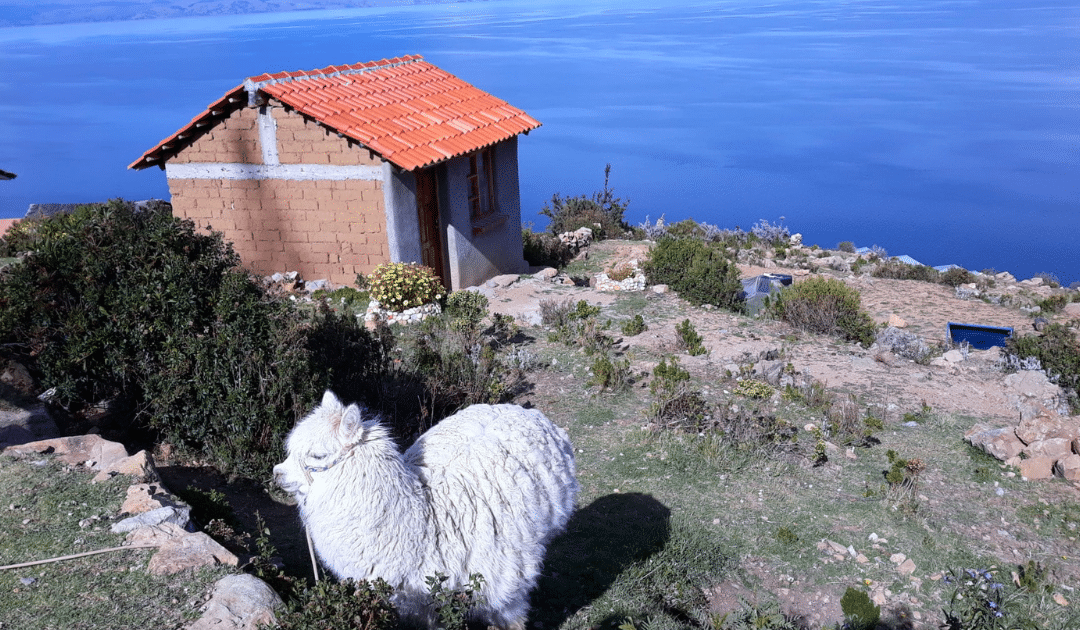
[467,148,498,222]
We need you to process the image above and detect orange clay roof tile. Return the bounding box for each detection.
[129,55,539,171]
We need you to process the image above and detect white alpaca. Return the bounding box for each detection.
[273,391,578,629]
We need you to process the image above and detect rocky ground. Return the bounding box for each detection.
[2,236,1077,629]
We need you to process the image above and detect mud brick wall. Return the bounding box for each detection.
[167,104,392,285]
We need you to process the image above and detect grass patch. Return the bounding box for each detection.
[0,456,230,630]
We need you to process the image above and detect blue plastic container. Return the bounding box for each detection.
[946,322,1013,350]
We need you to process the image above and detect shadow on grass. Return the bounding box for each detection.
[530,492,671,629]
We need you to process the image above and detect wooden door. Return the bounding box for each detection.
[415,168,447,288]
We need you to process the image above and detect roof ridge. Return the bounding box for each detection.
[242,55,423,105]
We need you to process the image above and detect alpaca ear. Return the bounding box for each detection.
[321,390,341,410]
[339,403,365,443]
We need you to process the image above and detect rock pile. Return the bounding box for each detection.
[1,435,282,630]
[558,226,594,254]
[965,369,1080,483]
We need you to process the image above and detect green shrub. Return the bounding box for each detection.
[589,353,632,392]
[733,380,773,400]
[540,164,629,239]
[840,587,880,630]
[275,578,398,630]
[443,290,489,333]
[522,228,573,268]
[641,237,743,311]
[1006,324,1080,411]
[837,241,856,253]
[367,262,444,311]
[0,200,387,477]
[1037,294,1069,314]
[767,277,876,347]
[872,259,941,283]
[621,314,647,336]
[395,311,522,419]
[939,266,975,287]
[648,357,710,430]
[541,299,613,356]
[426,572,486,630]
[675,318,707,356]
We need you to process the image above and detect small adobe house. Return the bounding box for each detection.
[130,55,540,289]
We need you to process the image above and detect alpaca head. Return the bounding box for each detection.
[273,390,377,501]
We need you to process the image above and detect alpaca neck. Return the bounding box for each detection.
[302,425,433,579]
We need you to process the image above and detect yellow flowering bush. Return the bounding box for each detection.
[367,262,444,312]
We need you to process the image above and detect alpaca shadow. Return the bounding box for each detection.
[529,492,671,629]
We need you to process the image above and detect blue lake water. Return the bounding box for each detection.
[1,0,1077,283]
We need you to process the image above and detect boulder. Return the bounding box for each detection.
[1063,302,1080,318]
[1019,456,1054,481]
[148,531,238,576]
[186,574,283,630]
[4,435,127,470]
[942,349,965,364]
[965,424,1025,461]
[93,450,159,483]
[112,505,193,534]
[1053,454,1080,482]
[1014,413,1078,445]
[120,483,182,515]
[0,403,60,448]
[887,314,908,328]
[1022,438,1073,461]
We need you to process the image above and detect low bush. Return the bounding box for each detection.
[872,259,941,283]
[275,577,398,630]
[648,357,710,431]
[939,266,976,287]
[541,299,613,356]
[589,353,632,392]
[621,314,647,336]
[0,200,386,477]
[836,241,856,253]
[443,290,488,333]
[1006,324,1080,412]
[522,228,573,268]
[675,319,707,356]
[540,164,629,239]
[1037,294,1069,313]
[367,262,444,311]
[641,237,743,311]
[767,277,876,347]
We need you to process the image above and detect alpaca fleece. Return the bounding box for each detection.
[273,391,578,628]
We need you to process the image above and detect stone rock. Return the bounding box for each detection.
[485,274,519,288]
[187,574,283,630]
[148,531,238,575]
[1004,371,1070,418]
[1063,302,1080,318]
[4,434,127,470]
[824,539,848,555]
[0,361,36,395]
[1023,438,1073,461]
[1019,456,1054,481]
[873,350,899,367]
[887,314,907,328]
[995,271,1016,283]
[964,424,1025,461]
[898,558,916,575]
[535,267,558,280]
[93,450,159,483]
[112,505,193,534]
[558,227,593,253]
[942,349,965,364]
[1053,454,1080,481]
[650,284,670,294]
[0,403,60,448]
[120,483,182,515]
[1015,413,1078,445]
[125,521,190,546]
